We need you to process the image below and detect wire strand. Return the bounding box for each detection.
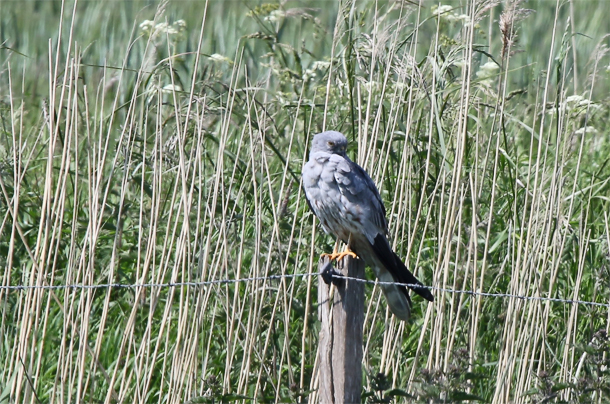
[0,273,314,291]
[336,274,610,309]
[2,272,608,309]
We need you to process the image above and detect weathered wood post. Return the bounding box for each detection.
[318,255,365,404]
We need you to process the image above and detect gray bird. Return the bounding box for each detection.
[302,131,433,321]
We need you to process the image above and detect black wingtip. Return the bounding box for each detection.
[413,285,434,302]
[370,234,434,302]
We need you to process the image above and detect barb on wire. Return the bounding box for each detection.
[1,271,608,309]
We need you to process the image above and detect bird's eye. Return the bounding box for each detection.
[327,141,335,147]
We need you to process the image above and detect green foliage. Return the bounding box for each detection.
[1,0,610,403]
[525,330,610,403]
[364,349,490,403]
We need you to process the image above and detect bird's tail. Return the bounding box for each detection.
[391,251,434,302]
[370,234,434,302]
[354,234,434,321]
[374,266,413,321]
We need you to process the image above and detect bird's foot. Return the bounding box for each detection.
[320,260,343,286]
[321,248,359,262]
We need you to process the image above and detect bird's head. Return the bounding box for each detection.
[310,131,348,156]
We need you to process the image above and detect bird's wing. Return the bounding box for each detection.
[333,156,388,240]
[302,154,337,235]
[303,183,315,214]
[334,156,433,302]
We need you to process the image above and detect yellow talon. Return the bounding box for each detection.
[321,247,359,262]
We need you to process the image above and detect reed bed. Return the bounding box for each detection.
[1,0,610,402]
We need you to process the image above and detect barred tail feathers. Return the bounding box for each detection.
[373,265,412,321]
[371,234,434,302]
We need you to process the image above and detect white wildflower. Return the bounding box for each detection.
[302,68,315,81]
[170,20,187,41]
[139,19,187,41]
[432,5,454,16]
[311,61,331,70]
[445,13,469,23]
[574,126,597,135]
[578,99,593,107]
[276,93,287,106]
[456,14,470,23]
[564,95,598,111]
[140,20,157,39]
[479,61,499,75]
[476,61,499,86]
[140,20,155,33]
[155,22,169,33]
[453,60,466,69]
[432,5,470,25]
[209,54,232,64]
[565,95,584,104]
[162,84,182,93]
[264,9,285,23]
[302,60,331,81]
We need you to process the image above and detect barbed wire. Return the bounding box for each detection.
[338,275,610,309]
[0,273,314,291]
[1,271,608,309]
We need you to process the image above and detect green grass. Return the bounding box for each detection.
[1,0,610,403]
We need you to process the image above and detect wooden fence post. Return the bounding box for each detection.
[318,255,365,404]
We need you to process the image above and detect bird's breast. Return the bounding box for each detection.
[303,158,364,241]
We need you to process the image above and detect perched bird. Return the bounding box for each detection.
[302,131,433,321]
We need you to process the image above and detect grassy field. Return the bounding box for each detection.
[1,0,610,403]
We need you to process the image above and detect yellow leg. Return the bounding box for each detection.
[321,243,358,262]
